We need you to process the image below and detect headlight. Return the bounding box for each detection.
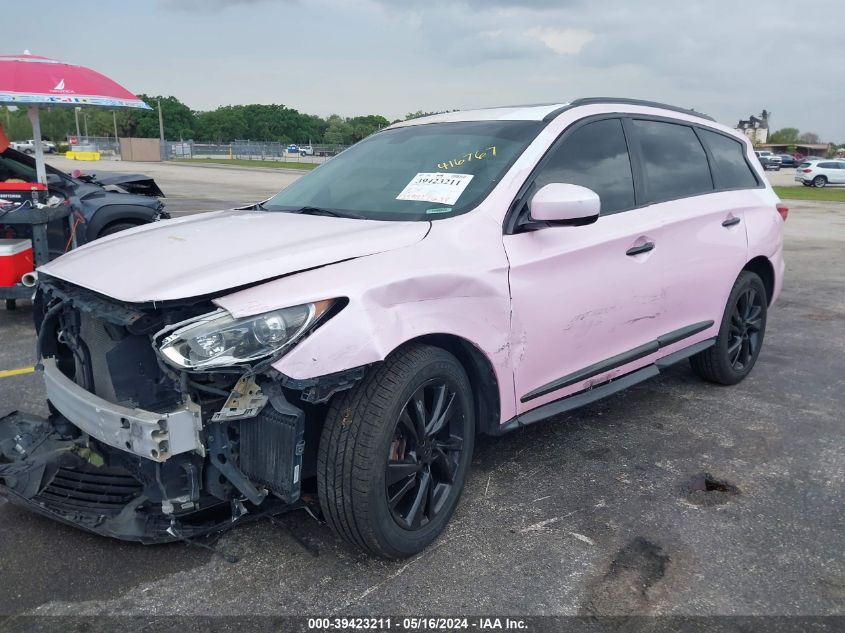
[158,300,333,370]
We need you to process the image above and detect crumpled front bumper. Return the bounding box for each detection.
[41,357,203,463]
[0,412,228,543]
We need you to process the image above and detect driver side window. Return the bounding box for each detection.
[0,155,36,183]
[533,118,636,215]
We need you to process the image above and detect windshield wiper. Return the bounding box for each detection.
[292,206,366,219]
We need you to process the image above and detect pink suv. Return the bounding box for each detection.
[0,98,785,558]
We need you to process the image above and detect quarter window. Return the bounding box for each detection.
[533,118,635,215]
[698,129,759,189]
[632,119,713,202]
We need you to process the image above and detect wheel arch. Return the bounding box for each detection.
[399,334,501,436]
[97,218,145,237]
[743,255,775,306]
[83,203,161,243]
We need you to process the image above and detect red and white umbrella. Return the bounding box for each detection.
[0,51,150,184]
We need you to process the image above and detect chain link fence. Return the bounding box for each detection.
[163,140,348,165]
[66,136,121,158]
[61,136,349,164]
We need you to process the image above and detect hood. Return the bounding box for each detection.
[87,173,165,198]
[40,209,430,302]
[74,184,163,210]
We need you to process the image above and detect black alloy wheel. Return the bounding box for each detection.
[318,344,475,558]
[726,286,764,371]
[690,271,768,385]
[386,381,466,530]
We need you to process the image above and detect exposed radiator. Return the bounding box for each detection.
[238,406,305,504]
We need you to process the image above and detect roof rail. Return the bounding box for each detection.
[543,97,715,122]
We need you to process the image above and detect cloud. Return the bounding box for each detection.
[524,27,594,55]
[158,0,285,11]
[12,0,843,139]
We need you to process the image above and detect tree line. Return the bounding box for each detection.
[1,95,396,145]
[9,99,836,152]
[768,128,823,146]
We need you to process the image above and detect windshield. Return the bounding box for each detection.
[263,120,545,220]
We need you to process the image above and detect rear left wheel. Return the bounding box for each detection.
[317,344,474,558]
[690,271,767,385]
[813,176,827,188]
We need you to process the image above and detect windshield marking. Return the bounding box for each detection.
[437,146,497,170]
[396,172,474,205]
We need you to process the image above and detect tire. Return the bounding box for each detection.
[318,344,475,558]
[813,176,827,188]
[690,271,767,385]
[97,221,141,238]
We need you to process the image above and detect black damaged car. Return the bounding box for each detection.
[0,147,168,257]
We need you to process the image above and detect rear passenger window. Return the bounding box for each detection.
[698,129,759,189]
[533,118,635,215]
[631,119,713,202]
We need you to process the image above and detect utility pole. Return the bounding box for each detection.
[113,110,120,157]
[158,99,165,160]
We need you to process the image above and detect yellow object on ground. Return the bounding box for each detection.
[0,366,35,378]
[65,151,101,161]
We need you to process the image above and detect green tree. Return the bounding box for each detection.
[405,110,455,121]
[348,114,390,141]
[797,131,821,144]
[1,106,34,140]
[113,95,195,139]
[768,127,799,144]
[323,120,349,144]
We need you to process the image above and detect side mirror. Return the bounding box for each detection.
[528,183,600,226]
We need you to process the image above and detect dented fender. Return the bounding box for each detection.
[214,215,519,421]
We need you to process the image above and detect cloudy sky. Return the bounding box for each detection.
[8,0,845,140]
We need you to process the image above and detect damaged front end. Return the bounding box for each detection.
[0,277,345,543]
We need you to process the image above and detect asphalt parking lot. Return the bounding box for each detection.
[0,162,843,620]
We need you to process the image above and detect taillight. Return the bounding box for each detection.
[801,168,813,173]
[776,203,788,221]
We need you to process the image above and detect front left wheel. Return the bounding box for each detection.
[97,221,142,238]
[317,344,475,558]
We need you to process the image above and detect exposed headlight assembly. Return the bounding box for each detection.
[158,300,333,370]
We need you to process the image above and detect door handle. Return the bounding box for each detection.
[626,241,655,256]
[722,216,741,227]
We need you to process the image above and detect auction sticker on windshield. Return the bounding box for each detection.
[396,172,474,205]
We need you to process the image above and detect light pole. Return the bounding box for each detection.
[157,99,165,160]
[111,110,120,154]
[83,111,89,139]
[74,106,81,140]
